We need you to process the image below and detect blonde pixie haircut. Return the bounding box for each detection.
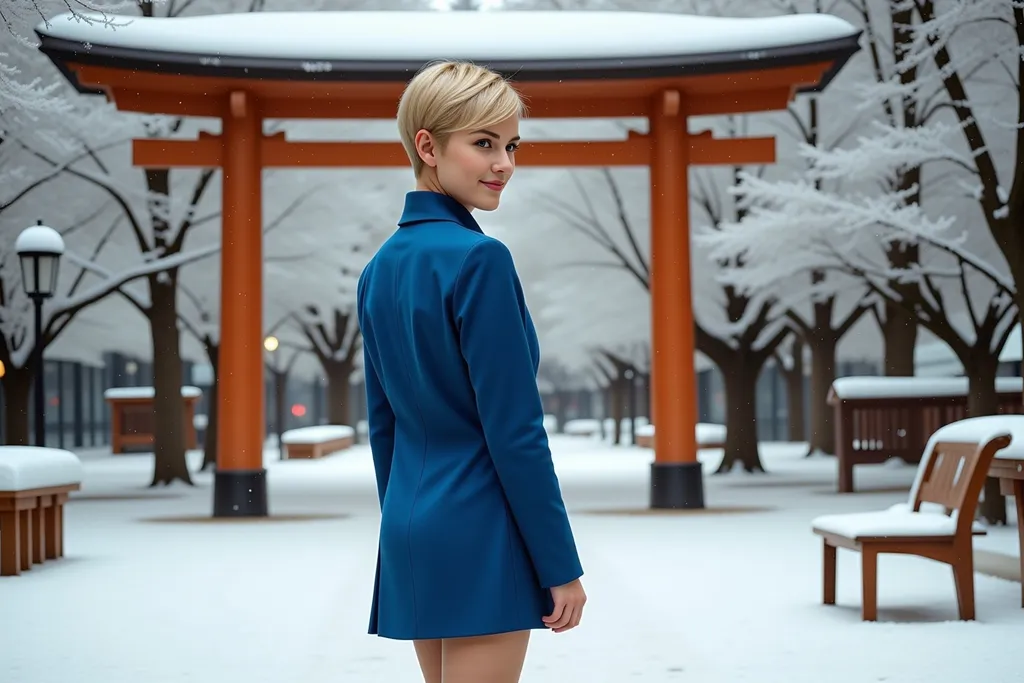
[397,60,526,178]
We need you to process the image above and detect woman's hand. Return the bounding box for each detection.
[543,578,586,633]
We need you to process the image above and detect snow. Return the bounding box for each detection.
[923,415,1024,461]
[812,510,949,537]
[280,425,355,444]
[0,447,83,491]
[37,11,859,62]
[830,376,1024,400]
[0,438,1018,682]
[13,224,64,255]
[635,423,727,445]
[103,386,202,400]
[900,415,1023,512]
[811,502,985,539]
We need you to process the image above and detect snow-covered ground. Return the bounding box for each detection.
[1,438,1020,683]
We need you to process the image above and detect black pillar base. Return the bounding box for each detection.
[213,469,268,517]
[650,462,705,509]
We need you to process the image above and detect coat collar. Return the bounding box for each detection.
[398,190,484,234]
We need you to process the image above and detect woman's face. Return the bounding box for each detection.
[416,115,520,212]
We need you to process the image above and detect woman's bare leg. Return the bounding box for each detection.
[441,631,531,683]
[413,639,443,683]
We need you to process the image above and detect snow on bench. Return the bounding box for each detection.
[915,414,1024,462]
[829,376,1023,400]
[0,447,84,577]
[281,425,355,460]
[563,419,602,436]
[634,423,726,449]
[811,418,1015,621]
[103,385,203,400]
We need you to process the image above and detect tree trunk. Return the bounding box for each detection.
[807,334,838,456]
[2,366,33,446]
[715,358,765,473]
[782,336,806,442]
[272,368,287,453]
[554,389,570,432]
[882,300,918,376]
[324,358,355,425]
[964,355,1006,525]
[639,372,651,420]
[200,341,219,471]
[147,275,191,486]
[883,4,921,379]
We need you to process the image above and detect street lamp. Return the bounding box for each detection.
[263,335,284,457]
[624,368,637,444]
[16,221,64,447]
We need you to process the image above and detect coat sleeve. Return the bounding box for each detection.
[358,272,396,509]
[452,239,583,589]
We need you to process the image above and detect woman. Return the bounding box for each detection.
[356,60,587,683]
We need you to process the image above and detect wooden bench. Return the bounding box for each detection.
[633,423,726,450]
[281,425,355,460]
[811,419,1013,621]
[827,376,1023,492]
[980,415,1024,608]
[104,386,203,454]
[0,447,83,577]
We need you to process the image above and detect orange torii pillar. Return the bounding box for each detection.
[214,91,267,517]
[646,90,773,509]
[649,89,697,508]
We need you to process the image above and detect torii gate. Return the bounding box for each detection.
[37,10,860,516]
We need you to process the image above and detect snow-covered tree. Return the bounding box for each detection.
[901,0,1024,382]
[700,0,1021,520]
[15,0,431,485]
[690,161,793,473]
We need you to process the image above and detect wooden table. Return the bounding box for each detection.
[989,455,1024,607]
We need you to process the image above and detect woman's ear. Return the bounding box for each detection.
[415,129,438,169]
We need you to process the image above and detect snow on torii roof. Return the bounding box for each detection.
[36,10,861,88]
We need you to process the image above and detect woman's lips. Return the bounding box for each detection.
[480,181,504,191]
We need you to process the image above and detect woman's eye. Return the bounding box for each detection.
[475,139,492,148]
[506,143,519,153]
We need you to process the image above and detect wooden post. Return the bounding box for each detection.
[213,90,268,517]
[648,90,703,509]
[0,510,20,576]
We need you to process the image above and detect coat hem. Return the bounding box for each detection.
[370,621,548,641]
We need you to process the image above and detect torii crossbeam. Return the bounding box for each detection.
[37,9,860,516]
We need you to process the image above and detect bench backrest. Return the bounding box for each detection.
[912,435,1010,536]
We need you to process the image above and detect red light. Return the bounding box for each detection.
[290,404,307,417]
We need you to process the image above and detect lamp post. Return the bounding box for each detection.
[15,221,64,447]
[624,368,637,445]
[263,335,284,458]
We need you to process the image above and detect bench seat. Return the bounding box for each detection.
[281,425,355,460]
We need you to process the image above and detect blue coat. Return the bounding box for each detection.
[356,190,584,641]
